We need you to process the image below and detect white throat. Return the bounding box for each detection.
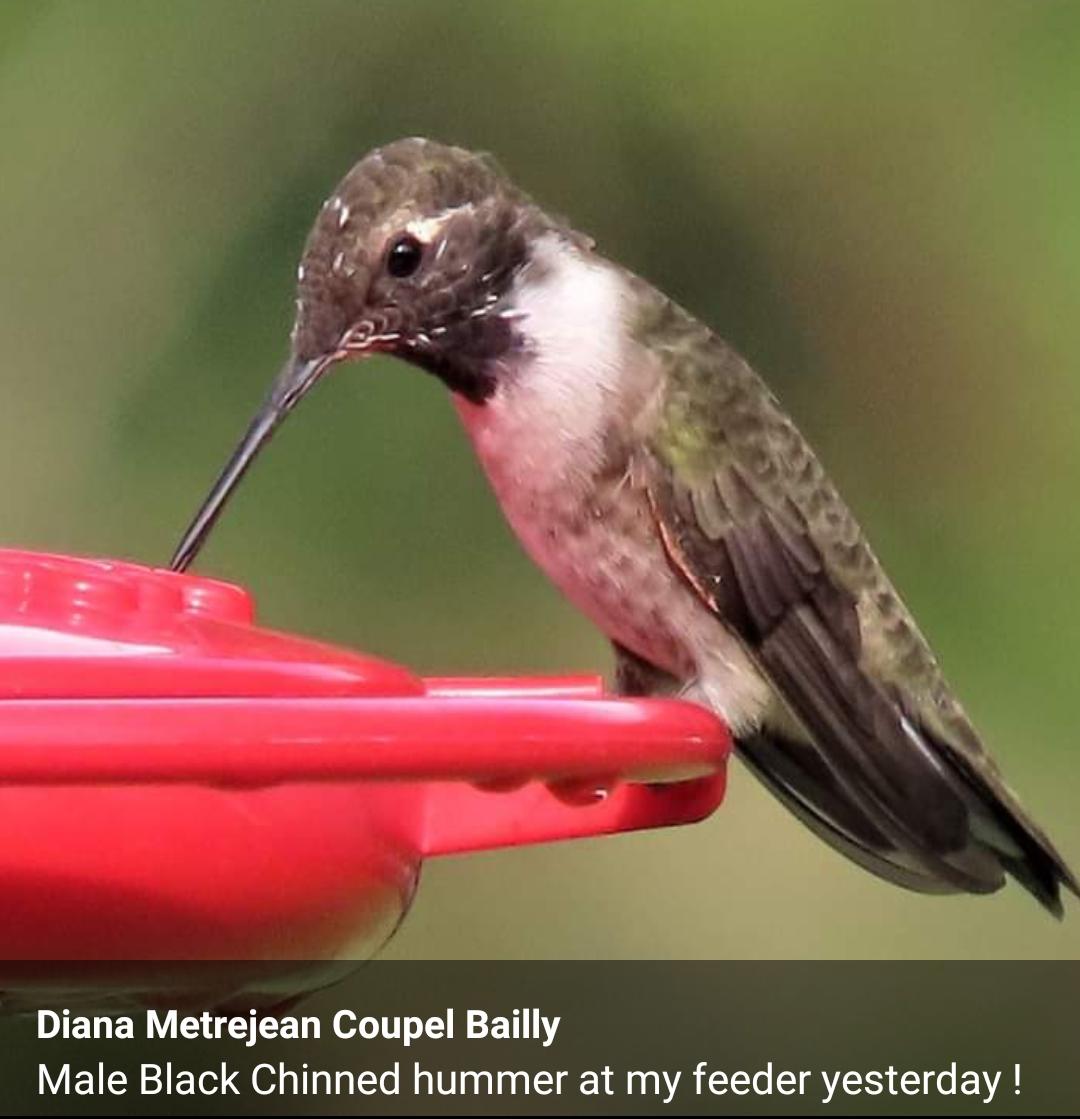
[455,233,631,493]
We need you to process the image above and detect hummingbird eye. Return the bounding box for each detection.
[385,234,424,279]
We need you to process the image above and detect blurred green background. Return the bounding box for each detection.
[1,0,1077,959]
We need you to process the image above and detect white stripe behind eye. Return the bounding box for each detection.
[404,204,477,246]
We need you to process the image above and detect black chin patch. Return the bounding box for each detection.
[400,307,520,404]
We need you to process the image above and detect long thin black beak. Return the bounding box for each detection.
[169,352,334,572]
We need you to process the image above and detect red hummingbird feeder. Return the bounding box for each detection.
[0,549,728,996]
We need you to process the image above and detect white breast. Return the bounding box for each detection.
[454,234,772,731]
[456,233,630,495]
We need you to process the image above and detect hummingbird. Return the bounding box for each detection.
[170,137,1076,915]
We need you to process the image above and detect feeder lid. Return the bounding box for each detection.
[0,549,729,796]
[0,550,421,699]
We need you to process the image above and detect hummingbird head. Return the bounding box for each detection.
[170,137,570,572]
